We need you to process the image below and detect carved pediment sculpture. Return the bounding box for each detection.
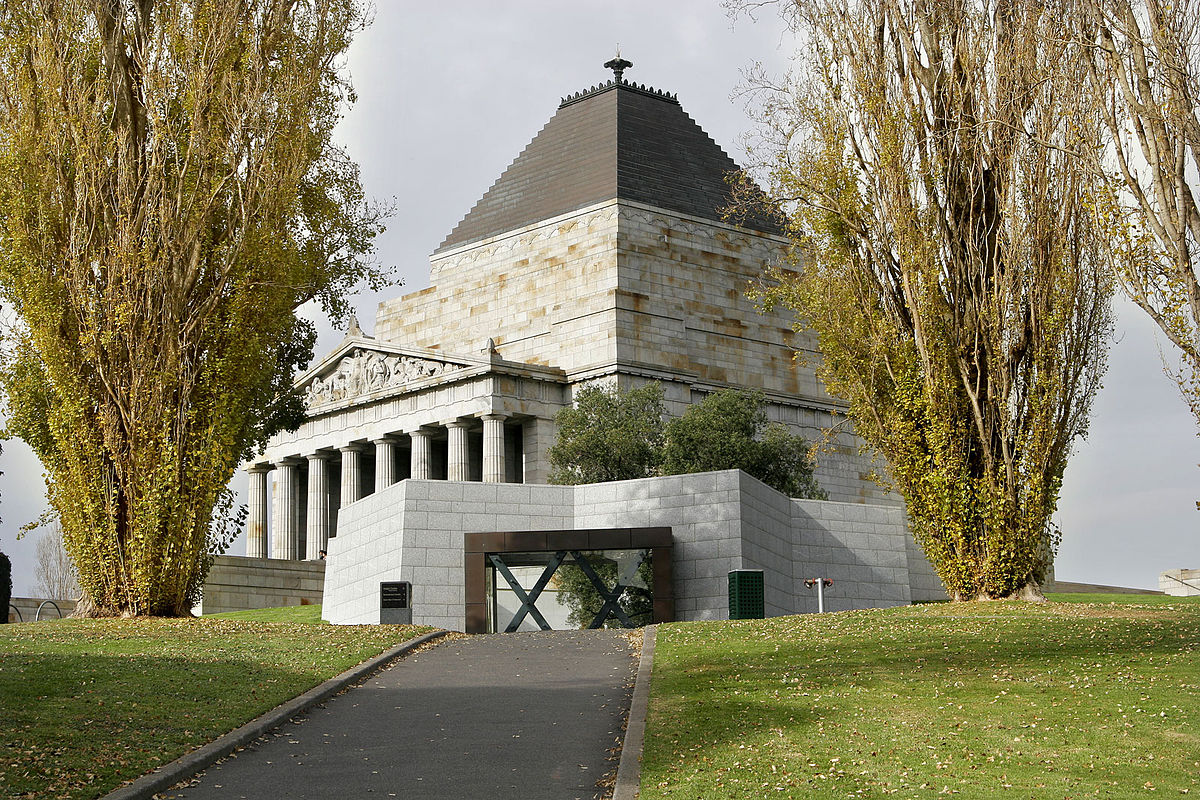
[302,348,468,409]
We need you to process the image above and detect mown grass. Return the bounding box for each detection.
[204,603,326,623]
[1047,592,1178,605]
[643,598,1200,798]
[0,616,434,799]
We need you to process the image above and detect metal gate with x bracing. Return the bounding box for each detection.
[489,549,648,631]
[463,527,674,634]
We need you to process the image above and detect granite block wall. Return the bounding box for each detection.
[198,555,325,614]
[574,471,748,621]
[791,499,913,613]
[7,597,78,622]
[322,470,945,629]
[1160,568,1200,596]
[324,480,572,626]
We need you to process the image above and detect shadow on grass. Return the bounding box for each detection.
[3,649,362,800]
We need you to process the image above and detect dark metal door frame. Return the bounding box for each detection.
[464,527,673,634]
[488,548,650,632]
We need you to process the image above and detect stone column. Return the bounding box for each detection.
[373,436,396,492]
[522,417,557,484]
[339,444,363,507]
[410,429,433,480]
[306,453,331,561]
[245,465,270,559]
[271,458,300,560]
[446,421,471,481]
[481,413,507,483]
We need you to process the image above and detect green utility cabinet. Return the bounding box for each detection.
[728,569,765,620]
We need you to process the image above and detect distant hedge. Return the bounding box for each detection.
[0,551,11,624]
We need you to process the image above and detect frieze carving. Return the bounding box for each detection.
[302,348,468,408]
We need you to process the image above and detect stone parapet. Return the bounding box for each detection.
[197,555,325,615]
[7,596,77,623]
[1159,569,1200,596]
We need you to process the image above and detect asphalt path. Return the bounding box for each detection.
[163,630,637,800]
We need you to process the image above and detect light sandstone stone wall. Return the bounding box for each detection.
[369,197,890,504]
[322,471,942,629]
[613,203,815,397]
[197,555,325,614]
[376,203,622,372]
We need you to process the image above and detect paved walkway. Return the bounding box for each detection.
[165,631,637,800]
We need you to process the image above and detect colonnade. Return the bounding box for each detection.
[245,413,517,561]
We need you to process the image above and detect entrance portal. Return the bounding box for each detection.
[464,528,673,634]
[489,549,651,632]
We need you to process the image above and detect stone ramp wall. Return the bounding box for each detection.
[1159,569,1200,596]
[7,597,78,623]
[197,555,325,615]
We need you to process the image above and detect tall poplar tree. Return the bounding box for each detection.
[741,0,1114,600]
[1083,0,1200,438]
[0,0,385,616]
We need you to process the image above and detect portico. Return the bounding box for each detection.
[244,336,568,560]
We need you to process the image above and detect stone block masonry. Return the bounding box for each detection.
[197,556,325,615]
[246,64,902,589]
[1160,569,1200,596]
[322,470,945,629]
[7,597,78,622]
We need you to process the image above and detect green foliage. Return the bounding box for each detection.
[641,601,1200,797]
[0,617,433,798]
[548,382,666,484]
[662,389,825,498]
[742,0,1113,600]
[553,554,654,629]
[549,383,824,499]
[0,1,386,616]
[549,386,823,627]
[0,550,10,623]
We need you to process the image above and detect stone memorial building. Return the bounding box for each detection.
[239,60,942,628]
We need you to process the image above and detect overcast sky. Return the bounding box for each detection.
[2,1,1195,596]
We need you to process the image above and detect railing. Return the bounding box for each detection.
[1163,572,1200,594]
[35,600,64,621]
[7,603,21,623]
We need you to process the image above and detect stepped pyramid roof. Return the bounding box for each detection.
[436,60,782,253]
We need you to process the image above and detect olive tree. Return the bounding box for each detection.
[548,383,666,485]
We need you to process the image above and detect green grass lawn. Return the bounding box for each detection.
[0,613,434,800]
[1046,592,1181,605]
[643,598,1200,798]
[204,603,327,623]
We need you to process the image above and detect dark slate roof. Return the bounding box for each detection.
[436,79,782,253]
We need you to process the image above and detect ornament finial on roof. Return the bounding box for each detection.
[347,313,363,337]
[604,48,632,83]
